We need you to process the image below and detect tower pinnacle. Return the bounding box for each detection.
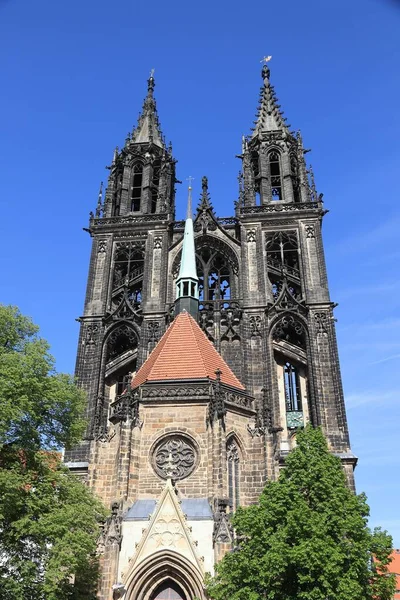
[130,72,165,148]
[175,180,199,318]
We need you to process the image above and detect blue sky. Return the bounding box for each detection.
[1,0,399,543]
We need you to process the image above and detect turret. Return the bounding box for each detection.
[239,59,314,207]
[100,73,176,219]
[175,179,199,318]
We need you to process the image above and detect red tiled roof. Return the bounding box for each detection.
[388,550,400,598]
[131,311,245,390]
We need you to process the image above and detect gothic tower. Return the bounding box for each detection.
[65,65,356,600]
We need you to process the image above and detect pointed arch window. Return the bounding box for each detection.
[130,163,143,212]
[196,249,231,304]
[266,231,301,300]
[111,242,144,313]
[227,438,240,511]
[151,159,161,214]
[269,151,282,201]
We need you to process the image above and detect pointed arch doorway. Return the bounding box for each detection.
[150,579,186,600]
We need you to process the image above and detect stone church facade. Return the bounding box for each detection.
[64,64,356,600]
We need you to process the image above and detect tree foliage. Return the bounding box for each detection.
[207,426,395,600]
[0,305,107,600]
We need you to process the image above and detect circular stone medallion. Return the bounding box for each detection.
[152,435,197,480]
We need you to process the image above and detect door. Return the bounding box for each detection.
[151,580,186,600]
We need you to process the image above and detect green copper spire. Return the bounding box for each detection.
[175,178,199,318]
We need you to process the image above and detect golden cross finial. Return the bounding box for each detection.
[260,55,272,64]
[150,68,155,78]
[186,175,194,189]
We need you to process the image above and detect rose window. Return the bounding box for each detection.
[152,435,197,480]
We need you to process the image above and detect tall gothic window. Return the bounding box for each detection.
[130,163,143,212]
[151,159,161,214]
[266,231,301,300]
[269,151,282,201]
[111,243,144,313]
[284,361,302,411]
[227,438,240,511]
[196,249,231,303]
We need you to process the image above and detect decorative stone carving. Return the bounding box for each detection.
[154,235,163,249]
[98,240,107,253]
[208,369,226,424]
[152,435,197,480]
[273,314,306,349]
[85,323,99,347]
[147,321,160,343]
[305,224,315,239]
[106,324,138,361]
[241,201,321,215]
[246,228,257,242]
[141,385,209,399]
[213,498,233,545]
[314,311,328,335]
[99,501,122,552]
[220,304,241,342]
[92,214,169,226]
[249,315,262,337]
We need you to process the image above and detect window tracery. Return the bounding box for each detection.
[227,438,240,511]
[112,242,144,312]
[266,231,301,299]
[106,324,137,362]
[151,159,161,214]
[272,314,306,350]
[152,435,197,480]
[196,249,231,304]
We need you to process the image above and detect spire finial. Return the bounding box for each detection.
[147,68,155,96]
[186,176,194,219]
[260,55,272,80]
[175,176,199,317]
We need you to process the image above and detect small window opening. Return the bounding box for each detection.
[130,164,143,212]
[151,160,161,214]
[269,151,282,201]
[284,361,302,411]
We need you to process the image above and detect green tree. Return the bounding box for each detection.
[0,305,107,600]
[207,425,395,600]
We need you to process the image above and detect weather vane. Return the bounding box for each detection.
[150,68,155,78]
[260,56,272,64]
[186,175,194,189]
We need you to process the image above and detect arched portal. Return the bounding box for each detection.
[151,579,186,600]
[124,551,204,600]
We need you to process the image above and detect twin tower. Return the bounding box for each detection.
[65,65,356,600]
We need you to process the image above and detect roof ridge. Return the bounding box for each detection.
[187,313,209,377]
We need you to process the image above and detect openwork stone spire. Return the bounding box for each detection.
[251,63,291,138]
[130,72,165,148]
[175,178,199,318]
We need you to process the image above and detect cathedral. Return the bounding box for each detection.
[64,62,356,600]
